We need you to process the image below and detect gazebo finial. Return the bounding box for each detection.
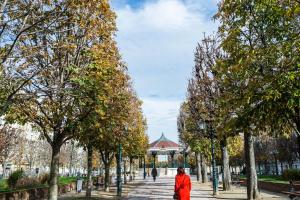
[160,132,166,140]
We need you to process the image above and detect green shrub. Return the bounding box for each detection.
[0,179,8,192]
[39,173,50,184]
[58,176,77,186]
[7,169,25,188]
[282,169,300,181]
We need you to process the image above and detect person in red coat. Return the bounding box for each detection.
[174,167,191,200]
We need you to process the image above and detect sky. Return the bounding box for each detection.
[112,0,219,143]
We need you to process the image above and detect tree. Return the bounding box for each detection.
[277,134,299,169]
[95,69,132,192]
[0,1,68,115]
[184,34,233,191]
[178,102,210,183]
[0,124,19,176]
[5,1,117,199]
[74,46,138,193]
[215,1,300,198]
[35,139,52,172]
[24,137,39,171]
[122,95,148,182]
[178,101,243,186]
[74,39,126,196]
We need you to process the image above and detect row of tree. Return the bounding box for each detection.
[178,0,299,199]
[0,125,87,178]
[0,1,148,200]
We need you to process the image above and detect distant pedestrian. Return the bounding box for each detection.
[147,168,150,177]
[174,167,191,200]
[151,167,158,182]
[76,177,83,193]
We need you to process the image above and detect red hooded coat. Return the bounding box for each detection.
[174,174,191,200]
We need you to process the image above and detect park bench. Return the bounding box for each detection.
[282,191,300,199]
[94,176,104,189]
[231,174,243,187]
[282,181,300,199]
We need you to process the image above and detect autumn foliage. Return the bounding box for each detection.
[1,1,148,199]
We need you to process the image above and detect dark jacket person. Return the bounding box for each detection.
[151,167,158,182]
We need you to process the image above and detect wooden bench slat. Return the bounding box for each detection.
[282,191,300,197]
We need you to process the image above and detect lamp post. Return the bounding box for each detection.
[271,149,279,175]
[152,151,157,168]
[116,142,122,197]
[117,125,127,198]
[183,149,186,169]
[170,151,175,168]
[198,121,218,195]
[143,156,146,179]
[182,148,188,169]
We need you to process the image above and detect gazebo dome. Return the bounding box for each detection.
[149,133,179,149]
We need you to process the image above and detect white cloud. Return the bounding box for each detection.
[142,98,181,142]
[114,0,218,143]
[118,0,199,31]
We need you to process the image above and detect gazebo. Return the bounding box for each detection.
[148,133,189,176]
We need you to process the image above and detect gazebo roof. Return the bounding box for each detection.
[149,133,179,149]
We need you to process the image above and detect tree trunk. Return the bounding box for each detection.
[196,152,202,182]
[48,144,61,200]
[221,139,231,191]
[129,157,133,181]
[296,122,300,157]
[69,141,74,176]
[2,161,7,178]
[29,159,32,170]
[139,157,142,168]
[244,132,259,200]
[104,163,110,192]
[201,154,208,183]
[264,160,270,175]
[86,144,93,197]
[274,156,279,175]
[100,150,113,192]
[123,159,127,184]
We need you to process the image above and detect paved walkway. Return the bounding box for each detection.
[126,176,211,200]
[59,176,289,200]
[195,181,289,200]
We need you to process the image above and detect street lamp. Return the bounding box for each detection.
[152,151,157,168]
[181,147,188,170]
[116,142,122,197]
[198,120,218,195]
[271,149,279,175]
[170,151,175,168]
[143,156,146,179]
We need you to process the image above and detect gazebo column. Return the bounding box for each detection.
[170,150,175,168]
[152,151,157,168]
